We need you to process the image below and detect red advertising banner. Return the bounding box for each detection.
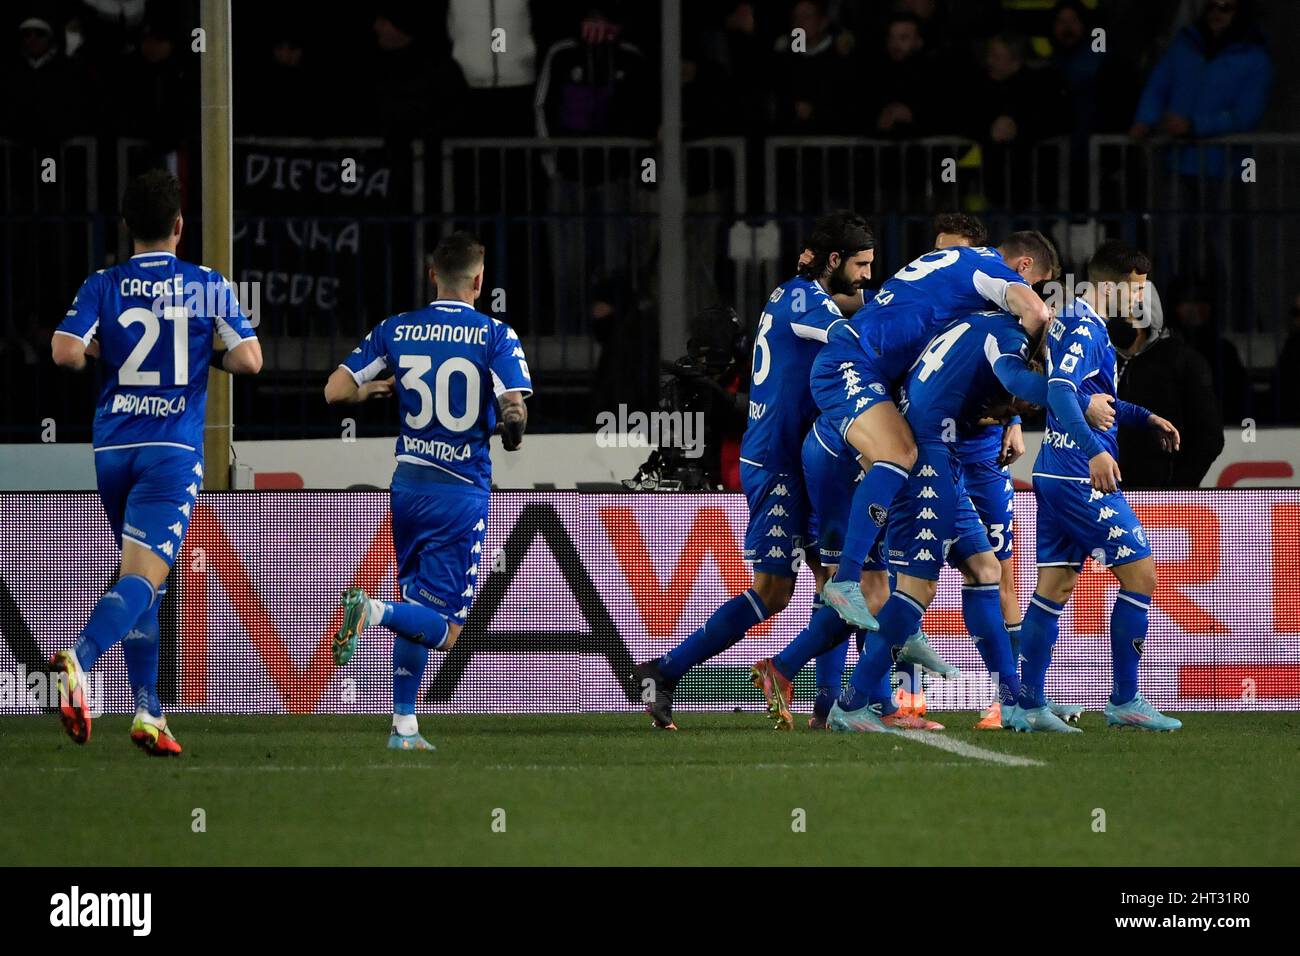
[1,491,1297,715]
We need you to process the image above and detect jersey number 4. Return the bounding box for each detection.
[398,355,481,432]
[912,321,971,383]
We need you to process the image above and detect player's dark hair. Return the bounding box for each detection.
[1087,239,1151,282]
[121,169,181,242]
[432,230,486,287]
[933,212,987,246]
[798,211,874,281]
[999,229,1060,280]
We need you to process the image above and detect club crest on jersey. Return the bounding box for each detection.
[1133,527,1148,546]
[868,504,889,527]
[869,383,886,395]
[1132,639,1145,656]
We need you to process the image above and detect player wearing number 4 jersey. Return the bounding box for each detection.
[325,231,531,751]
[814,234,1058,633]
[49,170,263,755]
[829,305,1051,734]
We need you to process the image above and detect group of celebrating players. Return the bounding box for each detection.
[45,169,1182,758]
[632,211,1185,736]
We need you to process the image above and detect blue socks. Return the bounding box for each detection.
[772,599,851,681]
[392,633,430,717]
[962,584,1020,705]
[834,461,910,584]
[74,573,156,672]
[846,590,924,711]
[660,588,769,682]
[122,587,163,717]
[382,601,451,650]
[1018,594,1064,709]
[1110,590,1150,705]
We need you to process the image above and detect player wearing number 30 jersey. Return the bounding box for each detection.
[325,231,532,751]
[49,170,263,756]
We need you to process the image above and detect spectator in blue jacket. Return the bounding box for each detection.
[1129,0,1272,178]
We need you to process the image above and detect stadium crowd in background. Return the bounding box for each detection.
[1,0,1296,439]
[3,1,1278,158]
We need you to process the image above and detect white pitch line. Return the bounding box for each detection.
[891,730,1045,767]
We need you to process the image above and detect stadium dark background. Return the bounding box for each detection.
[2,0,1298,445]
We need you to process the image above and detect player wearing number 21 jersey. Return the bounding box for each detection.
[326,232,531,751]
[49,170,263,756]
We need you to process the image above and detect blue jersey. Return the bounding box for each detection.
[1033,298,1117,479]
[739,276,842,474]
[954,422,1004,465]
[897,310,1036,444]
[341,299,532,493]
[56,252,257,452]
[850,246,1029,385]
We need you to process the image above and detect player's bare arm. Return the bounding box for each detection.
[217,337,264,376]
[323,367,394,404]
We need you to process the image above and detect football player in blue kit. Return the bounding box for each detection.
[1017,240,1183,733]
[754,219,993,730]
[49,169,263,754]
[813,232,1057,635]
[630,212,875,730]
[325,232,532,750]
[829,305,1053,732]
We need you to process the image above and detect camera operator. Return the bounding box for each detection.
[625,306,749,491]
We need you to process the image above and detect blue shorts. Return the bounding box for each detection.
[1033,477,1151,571]
[883,443,991,582]
[95,444,203,567]
[741,463,814,577]
[801,419,886,572]
[390,471,490,623]
[810,323,894,439]
[957,455,1015,562]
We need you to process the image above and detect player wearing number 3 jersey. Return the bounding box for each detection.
[49,170,263,756]
[325,231,532,750]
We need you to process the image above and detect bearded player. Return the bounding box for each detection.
[629,212,874,730]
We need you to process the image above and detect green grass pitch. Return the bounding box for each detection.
[2,711,1296,866]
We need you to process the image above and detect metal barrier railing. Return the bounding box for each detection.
[4,133,1299,440]
[762,135,1073,215]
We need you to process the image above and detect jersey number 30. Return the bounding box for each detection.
[398,355,481,432]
